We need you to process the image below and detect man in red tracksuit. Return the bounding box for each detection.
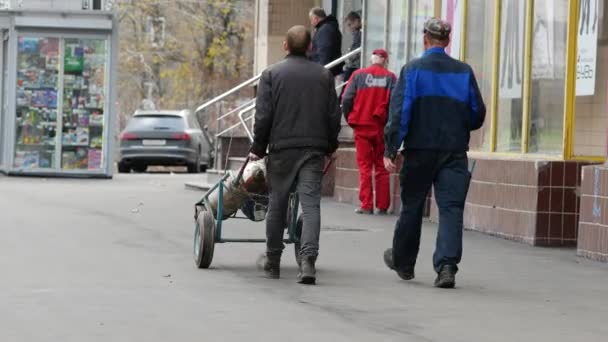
[341,49,396,215]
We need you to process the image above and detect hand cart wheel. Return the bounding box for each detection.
[294,215,303,266]
[194,207,216,269]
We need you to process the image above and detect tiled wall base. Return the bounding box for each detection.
[430,157,595,247]
[334,147,430,216]
[578,165,608,262]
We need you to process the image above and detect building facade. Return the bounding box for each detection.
[251,0,608,262]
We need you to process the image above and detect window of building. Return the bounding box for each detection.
[387,0,408,73]
[466,0,495,152]
[495,0,527,152]
[363,0,387,61]
[407,0,435,60]
[528,0,568,154]
[574,0,608,157]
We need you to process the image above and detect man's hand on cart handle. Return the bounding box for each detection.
[248,152,262,161]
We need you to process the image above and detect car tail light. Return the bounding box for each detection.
[120,132,138,140]
[172,132,191,141]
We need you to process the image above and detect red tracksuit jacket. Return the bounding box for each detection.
[341,64,397,136]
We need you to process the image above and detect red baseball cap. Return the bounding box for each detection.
[372,49,388,59]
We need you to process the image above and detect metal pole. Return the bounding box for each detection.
[490,0,502,152]
[521,0,534,153]
[562,0,580,159]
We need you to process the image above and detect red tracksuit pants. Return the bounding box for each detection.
[354,131,390,211]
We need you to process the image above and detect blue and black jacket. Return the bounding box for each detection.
[384,47,486,158]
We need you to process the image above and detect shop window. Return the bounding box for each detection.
[14,37,60,169]
[528,0,568,154]
[61,38,107,171]
[387,0,408,73]
[13,36,108,171]
[496,0,527,152]
[574,0,608,157]
[465,0,495,152]
[363,0,387,63]
[406,0,435,60]
[441,0,464,59]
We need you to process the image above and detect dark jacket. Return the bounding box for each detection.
[385,47,486,158]
[344,29,361,70]
[342,64,396,135]
[251,55,341,157]
[311,15,343,76]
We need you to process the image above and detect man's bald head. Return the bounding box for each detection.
[285,25,311,56]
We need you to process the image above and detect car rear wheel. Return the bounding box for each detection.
[118,162,130,173]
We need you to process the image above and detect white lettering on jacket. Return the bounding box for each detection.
[365,74,388,88]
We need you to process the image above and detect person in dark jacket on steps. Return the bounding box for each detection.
[342,11,362,83]
[309,7,343,76]
[250,25,341,285]
[383,18,486,289]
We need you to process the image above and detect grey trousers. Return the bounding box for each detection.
[265,149,324,257]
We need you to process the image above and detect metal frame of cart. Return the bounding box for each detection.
[193,171,302,269]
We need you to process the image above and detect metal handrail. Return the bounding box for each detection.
[218,79,352,140]
[195,48,361,115]
[216,121,244,138]
[216,98,256,122]
[238,104,256,142]
[195,74,261,114]
[323,47,361,69]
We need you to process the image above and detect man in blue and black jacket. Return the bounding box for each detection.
[383,18,486,289]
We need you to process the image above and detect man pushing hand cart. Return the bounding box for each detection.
[249,25,341,285]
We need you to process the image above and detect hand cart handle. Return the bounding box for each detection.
[232,156,251,186]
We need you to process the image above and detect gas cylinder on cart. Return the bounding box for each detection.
[207,159,268,220]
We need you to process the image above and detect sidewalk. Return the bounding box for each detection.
[2,175,607,341]
[239,199,608,341]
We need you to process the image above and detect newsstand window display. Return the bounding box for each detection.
[14,36,60,169]
[13,35,109,173]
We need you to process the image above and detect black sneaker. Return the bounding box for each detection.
[383,248,415,280]
[375,209,390,215]
[434,265,457,288]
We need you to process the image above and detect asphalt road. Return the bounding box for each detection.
[1,174,607,341]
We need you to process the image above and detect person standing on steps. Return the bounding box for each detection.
[249,25,341,285]
[341,10,362,99]
[309,7,344,77]
[383,18,486,289]
[341,49,396,215]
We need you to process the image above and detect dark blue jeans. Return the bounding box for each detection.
[392,151,471,273]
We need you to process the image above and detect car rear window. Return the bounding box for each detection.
[126,115,185,131]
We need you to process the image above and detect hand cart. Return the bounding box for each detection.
[193,157,310,269]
